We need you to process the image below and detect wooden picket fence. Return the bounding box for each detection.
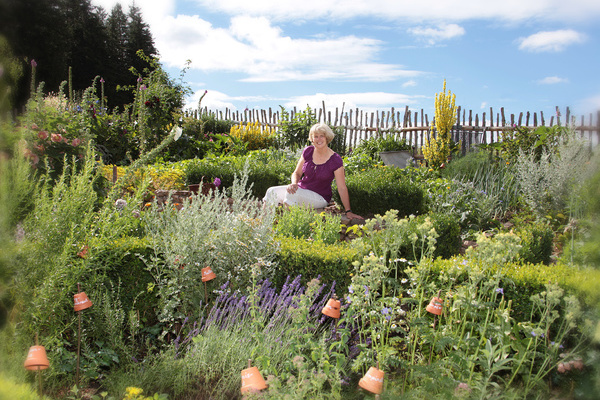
[187,103,600,154]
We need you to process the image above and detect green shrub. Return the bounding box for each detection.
[356,210,460,263]
[515,221,555,265]
[274,236,361,290]
[275,207,342,245]
[277,105,317,150]
[427,212,462,259]
[335,166,426,217]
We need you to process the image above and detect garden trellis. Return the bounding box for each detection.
[188,104,600,153]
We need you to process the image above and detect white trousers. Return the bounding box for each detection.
[263,185,328,209]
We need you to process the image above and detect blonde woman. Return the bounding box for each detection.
[264,123,363,220]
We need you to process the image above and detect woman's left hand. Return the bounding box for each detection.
[346,211,364,220]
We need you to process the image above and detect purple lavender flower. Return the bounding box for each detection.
[496,288,504,295]
[213,177,221,187]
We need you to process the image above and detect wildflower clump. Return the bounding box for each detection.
[229,121,276,150]
[423,79,457,169]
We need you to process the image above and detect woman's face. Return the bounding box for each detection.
[311,131,328,148]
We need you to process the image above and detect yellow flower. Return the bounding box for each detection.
[126,387,143,397]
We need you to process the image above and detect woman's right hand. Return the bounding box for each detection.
[287,183,299,194]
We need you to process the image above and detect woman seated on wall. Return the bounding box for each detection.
[263,123,363,220]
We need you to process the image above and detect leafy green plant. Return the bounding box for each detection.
[515,221,554,265]
[277,105,318,150]
[351,134,412,158]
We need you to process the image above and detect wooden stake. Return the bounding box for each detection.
[76,283,81,389]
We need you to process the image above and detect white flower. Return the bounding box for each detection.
[171,126,182,141]
[115,199,127,210]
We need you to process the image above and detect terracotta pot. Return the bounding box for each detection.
[24,345,49,371]
[240,366,268,394]
[73,292,92,312]
[426,296,443,316]
[201,267,216,282]
[358,366,384,394]
[321,298,341,319]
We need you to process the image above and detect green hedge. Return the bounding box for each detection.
[335,166,426,217]
[182,151,297,199]
[273,236,362,292]
[429,257,600,319]
[515,221,555,265]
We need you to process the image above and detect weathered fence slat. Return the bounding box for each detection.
[188,105,599,151]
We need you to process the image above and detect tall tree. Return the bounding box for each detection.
[126,4,157,76]
[104,3,131,108]
[61,0,111,97]
[0,0,68,108]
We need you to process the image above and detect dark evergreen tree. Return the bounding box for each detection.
[61,0,111,100]
[0,0,68,109]
[126,4,158,77]
[0,0,159,112]
[104,3,131,108]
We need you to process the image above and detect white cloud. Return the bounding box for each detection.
[480,102,488,109]
[518,30,586,52]
[284,92,425,114]
[193,0,600,23]
[189,89,278,111]
[537,76,569,84]
[576,95,600,114]
[153,15,421,82]
[408,23,465,45]
[402,80,418,88]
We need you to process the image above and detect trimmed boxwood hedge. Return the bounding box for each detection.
[334,167,426,217]
[273,236,362,292]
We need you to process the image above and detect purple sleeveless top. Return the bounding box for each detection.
[298,146,343,203]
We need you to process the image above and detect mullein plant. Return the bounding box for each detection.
[423,79,457,169]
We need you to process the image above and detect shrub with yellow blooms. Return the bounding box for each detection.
[229,121,276,150]
[422,79,457,169]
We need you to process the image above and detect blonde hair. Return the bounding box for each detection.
[309,123,335,144]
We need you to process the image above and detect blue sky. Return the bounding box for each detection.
[92,0,600,122]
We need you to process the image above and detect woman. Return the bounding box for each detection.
[263,123,363,220]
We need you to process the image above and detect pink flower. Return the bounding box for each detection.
[71,138,81,147]
[34,144,45,153]
[31,59,37,68]
[38,131,48,140]
[51,133,63,142]
[31,123,39,130]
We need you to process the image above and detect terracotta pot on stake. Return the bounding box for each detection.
[74,284,92,388]
[426,290,443,328]
[240,359,268,394]
[321,298,341,319]
[24,333,49,398]
[201,266,216,303]
[358,365,385,395]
